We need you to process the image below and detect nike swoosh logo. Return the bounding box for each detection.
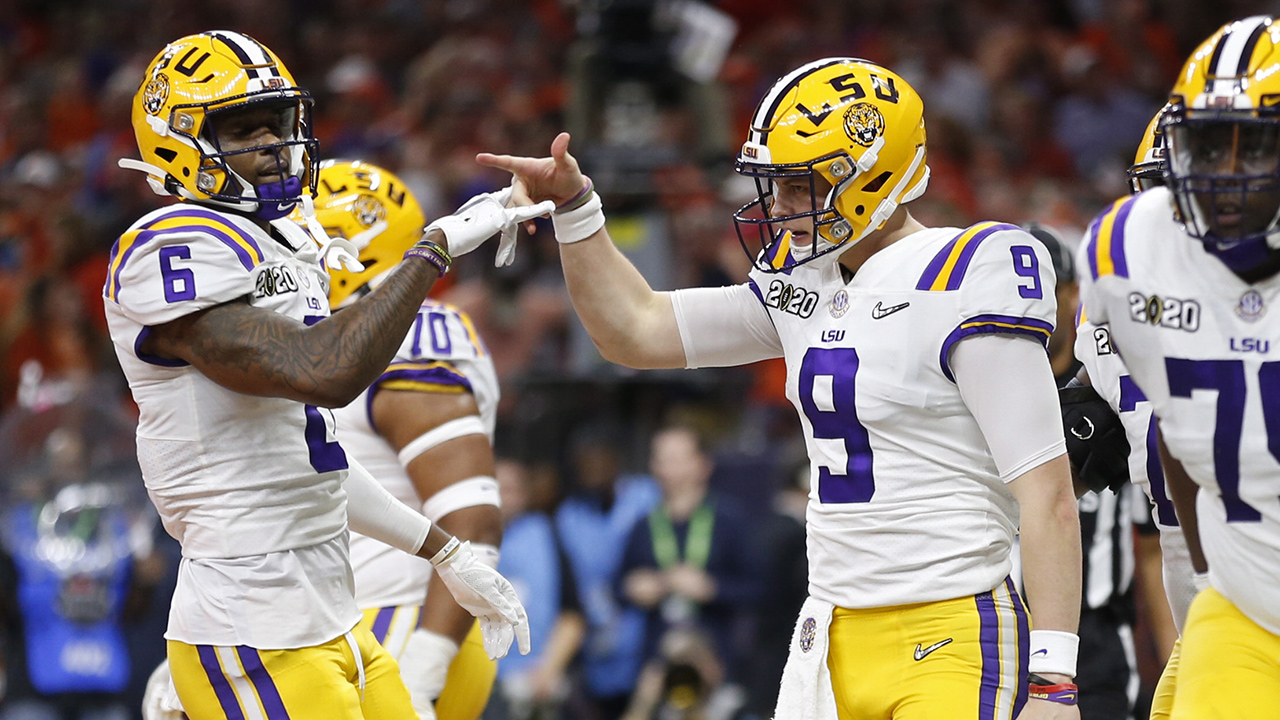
[913,638,953,661]
[871,301,910,319]
[1032,649,1049,657]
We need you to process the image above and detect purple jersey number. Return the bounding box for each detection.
[1010,245,1042,300]
[410,310,453,356]
[1164,358,1280,523]
[799,347,875,503]
[159,246,196,302]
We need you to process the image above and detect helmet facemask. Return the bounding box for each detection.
[193,95,319,219]
[733,151,862,273]
[1164,112,1280,275]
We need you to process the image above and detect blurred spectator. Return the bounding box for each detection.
[489,457,586,720]
[617,426,759,684]
[0,394,169,720]
[739,459,808,720]
[620,628,744,720]
[555,425,659,720]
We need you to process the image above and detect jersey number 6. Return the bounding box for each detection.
[799,347,875,503]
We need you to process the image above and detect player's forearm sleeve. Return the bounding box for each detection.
[343,456,431,554]
[670,283,783,369]
[952,334,1067,482]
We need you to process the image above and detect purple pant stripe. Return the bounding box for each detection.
[371,606,396,645]
[1005,578,1031,717]
[976,590,1000,720]
[236,646,291,720]
[197,646,247,720]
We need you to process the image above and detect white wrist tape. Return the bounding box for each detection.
[421,476,501,522]
[1028,630,1079,677]
[470,542,501,569]
[551,192,605,244]
[398,416,488,466]
[1193,571,1210,592]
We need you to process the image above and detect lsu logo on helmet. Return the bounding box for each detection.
[733,58,929,273]
[844,103,885,147]
[142,75,169,116]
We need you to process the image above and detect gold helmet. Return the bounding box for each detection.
[1128,104,1169,194]
[306,160,426,308]
[124,31,318,219]
[1162,15,1280,276]
[733,58,929,272]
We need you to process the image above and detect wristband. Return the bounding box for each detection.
[404,237,452,275]
[428,535,461,566]
[1028,630,1079,677]
[1028,674,1079,706]
[556,178,595,214]
[551,191,606,244]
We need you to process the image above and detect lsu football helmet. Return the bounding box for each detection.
[123,31,318,219]
[307,160,427,308]
[1128,105,1169,194]
[734,58,929,272]
[1162,15,1280,276]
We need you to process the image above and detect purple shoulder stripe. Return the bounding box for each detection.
[938,314,1055,382]
[945,223,1018,291]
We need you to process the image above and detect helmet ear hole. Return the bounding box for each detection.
[860,171,892,193]
[854,205,865,216]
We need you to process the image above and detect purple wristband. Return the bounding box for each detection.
[404,239,451,275]
[555,178,595,214]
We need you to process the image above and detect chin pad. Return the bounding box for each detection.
[255,176,303,220]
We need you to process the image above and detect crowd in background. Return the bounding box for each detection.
[0,0,1272,718]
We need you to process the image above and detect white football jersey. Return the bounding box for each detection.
[104,203,360,647]
[333,301,499,609]
[1077,186,1280,635]
[747,222,1058,609]
[1074,316,1196,630]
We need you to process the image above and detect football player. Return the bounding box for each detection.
[112,32,544,720]
[312,160,503,720]
[1076,16,1280,719]
[1067,104,1196,720]
[481,59,1082,720]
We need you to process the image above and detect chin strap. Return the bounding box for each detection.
[298,194,364,273]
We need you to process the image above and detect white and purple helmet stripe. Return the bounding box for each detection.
[1206,16,1272,97]
[748,57,853,146]
[207,30,281,80]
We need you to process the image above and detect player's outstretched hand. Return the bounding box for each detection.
[432,540,532,659]
[477,132,589,208]
[142,660,186,720]
[398,629,456,719]
[425,186,555,266]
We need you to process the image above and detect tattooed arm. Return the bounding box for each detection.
[140,252,441,408]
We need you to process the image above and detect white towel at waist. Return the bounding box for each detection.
[774,596,838,720]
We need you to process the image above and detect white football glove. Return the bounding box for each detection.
[142,660,186,720]
[426,186,555,266]
[432,540,531,659]
[398,629,459,720]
